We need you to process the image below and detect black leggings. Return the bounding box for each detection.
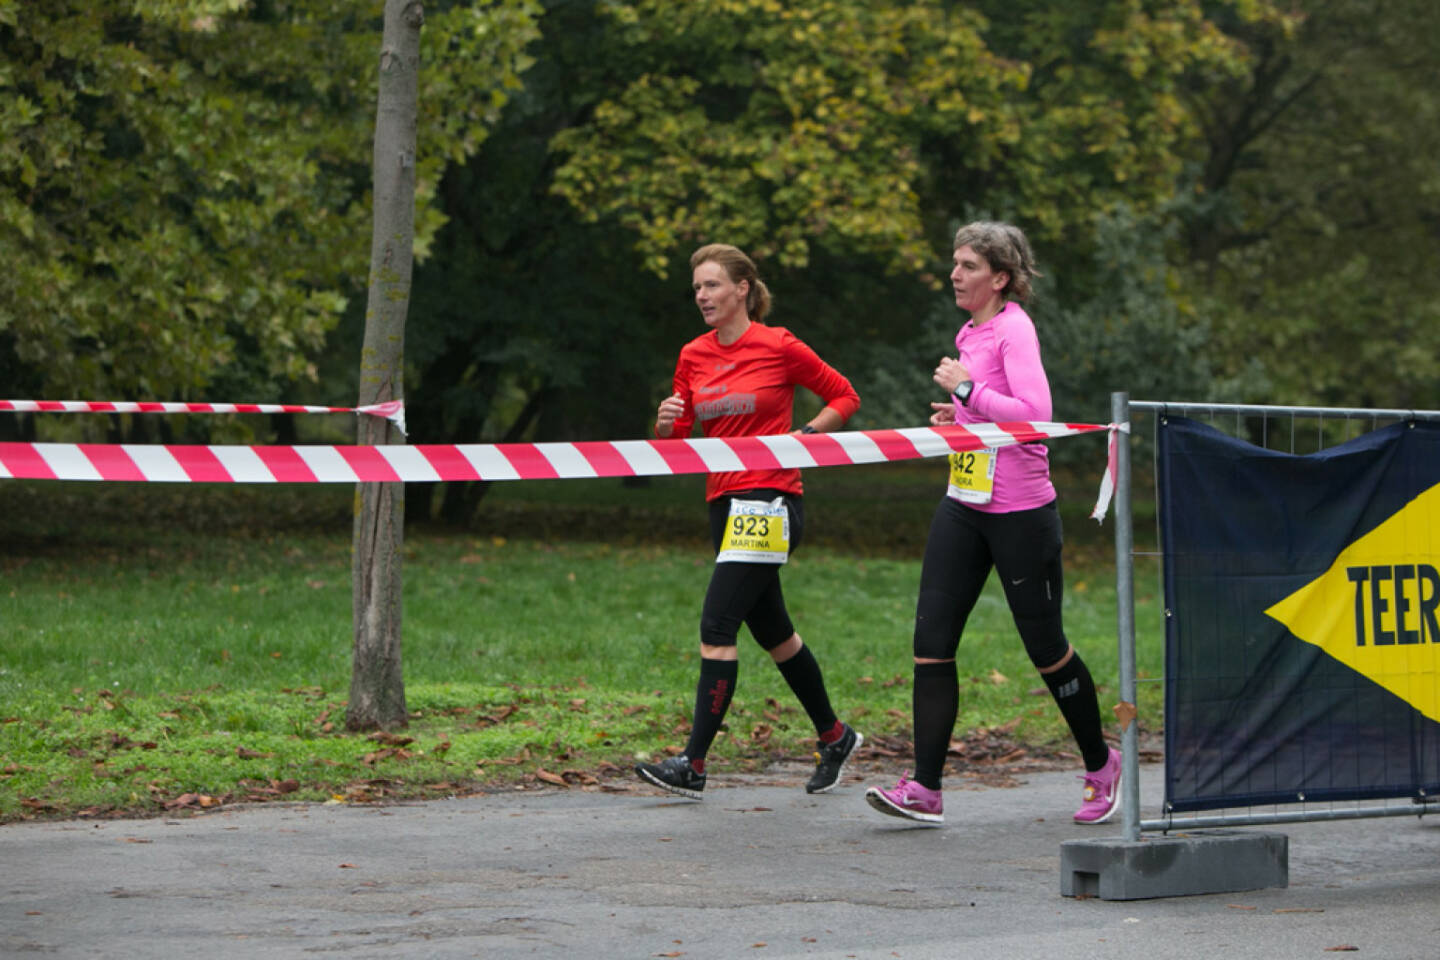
[701,490,804,650]
[912,497,1069,669]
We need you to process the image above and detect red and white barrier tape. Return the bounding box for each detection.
[0,399,406,434]
[1088,422,1129,524]
[0,420,1106,483]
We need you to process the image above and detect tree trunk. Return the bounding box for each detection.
[347,0,423,732]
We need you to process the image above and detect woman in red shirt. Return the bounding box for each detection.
[634,243,865,799]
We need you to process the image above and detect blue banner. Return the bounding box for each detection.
[1159,417,1440,813]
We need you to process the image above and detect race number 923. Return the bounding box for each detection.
[732,515,771,538]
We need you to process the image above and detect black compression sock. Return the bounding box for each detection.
[1042,653,1110,771]
[912,660,958,791]
[684,658,738,763]
[775,644,838,736]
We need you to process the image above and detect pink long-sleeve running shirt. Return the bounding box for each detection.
[950,300,1056,513]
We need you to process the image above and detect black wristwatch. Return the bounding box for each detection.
[953,380,974,406]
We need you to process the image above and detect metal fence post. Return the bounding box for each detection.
[1111,391,1140,842]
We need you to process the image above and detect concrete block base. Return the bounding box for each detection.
[1060,831,1288,900]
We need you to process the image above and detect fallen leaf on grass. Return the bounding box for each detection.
[361,747,414,765]
[535,769,568,787]
[236,747,274,759]
[476,748,532,768]
[368,731,414,747]
[163,793,221,811]
[342,778,400,803]
[476,705,518,727]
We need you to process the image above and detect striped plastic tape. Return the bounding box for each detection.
[1,399,406,434]
[0,421,1107,484]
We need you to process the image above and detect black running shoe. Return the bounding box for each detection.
[636,754,706,799]
[805,724,863,794]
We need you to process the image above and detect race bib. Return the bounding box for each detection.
[716,497,790,564]
[946,447,998,504]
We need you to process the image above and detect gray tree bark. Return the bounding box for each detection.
[347,0,423,732]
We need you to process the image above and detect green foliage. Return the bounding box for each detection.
[550,0,1272,280]
[551,0,1019,277]
[6,0,1430,460]
[0,0,539,413]
[1039,204,1220,424]
[1180,0,1440,409]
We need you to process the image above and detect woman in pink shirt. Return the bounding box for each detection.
[865,221,1121,826]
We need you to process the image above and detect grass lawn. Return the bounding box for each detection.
[0,460,1165,822]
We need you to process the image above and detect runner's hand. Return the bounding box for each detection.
[933,357,969,394]
[656,393,685,436]
[929,401,956,426]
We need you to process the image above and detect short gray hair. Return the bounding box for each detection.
[953,221,1041,302]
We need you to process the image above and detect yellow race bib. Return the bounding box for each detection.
[946,448,997,504]
[716,497,790,564]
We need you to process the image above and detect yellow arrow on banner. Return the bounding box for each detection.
[1265,483,1440,722]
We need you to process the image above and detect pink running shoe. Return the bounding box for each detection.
[1074,747,1123,824]
[864,774,943,824]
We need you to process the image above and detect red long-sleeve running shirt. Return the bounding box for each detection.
[662,322,861,501]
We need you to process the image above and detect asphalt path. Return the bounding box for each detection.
[5,760,1439,959]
